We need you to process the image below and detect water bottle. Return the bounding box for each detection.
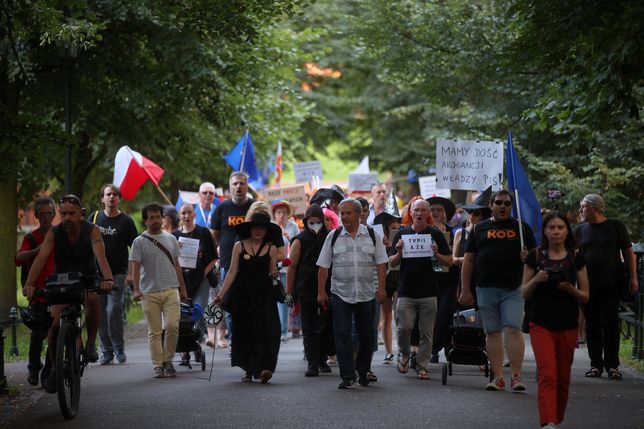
[431,256,443,273]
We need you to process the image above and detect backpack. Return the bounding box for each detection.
[330,225,376,248]
[20,233,39,287]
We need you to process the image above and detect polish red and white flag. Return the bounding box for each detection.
[274,141,283,185]
[113,146,165,200]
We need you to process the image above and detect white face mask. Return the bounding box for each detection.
[307,222,323,233]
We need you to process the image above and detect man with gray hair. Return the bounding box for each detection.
[195,182,218,228]
[317,198,388,389]
[575,193,638,379]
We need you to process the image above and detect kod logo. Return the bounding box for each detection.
[486,229,517,240]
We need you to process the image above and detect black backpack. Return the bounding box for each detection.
[330,225,377,247]
[20,233,38,287]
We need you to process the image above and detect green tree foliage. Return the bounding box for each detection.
[295,0,642,237]
[1,0,315,204]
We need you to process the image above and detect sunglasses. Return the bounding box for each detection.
[59,195,82,207]
[201,191,214,195]
[470,210,483,216]
[493,200,512,207]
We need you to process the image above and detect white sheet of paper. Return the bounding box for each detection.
[402,234,433,258]
[372,224,384,240]
[178,237,200,268]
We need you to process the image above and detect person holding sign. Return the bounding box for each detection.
[459,189,535,392]
[389,199,452,380]
[172,203,218,364]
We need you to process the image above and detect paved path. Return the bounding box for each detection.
[2,326,643,429]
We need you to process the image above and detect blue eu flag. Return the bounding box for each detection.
[506,131,542,245]
[224,130,263,188]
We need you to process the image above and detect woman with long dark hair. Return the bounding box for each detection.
[522,211,589,429]
[214,213,282,383]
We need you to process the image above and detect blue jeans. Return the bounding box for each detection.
[277,273,289,337]
[331,294,375,382]
[99,274,126,354]
[221,266,233,341]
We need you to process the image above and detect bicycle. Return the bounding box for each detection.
[43,272,115,420]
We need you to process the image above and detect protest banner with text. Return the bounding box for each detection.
[436,140,504,191]
[265,185,308,215]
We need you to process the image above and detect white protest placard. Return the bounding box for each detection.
[372,224,385,240]
[178,237,199,268]
[348,173,378,193]
[265,184,308,215]
[418,176,451,199]
[294,161,324,184]
[436,140,504,191]
[402,234,434,258]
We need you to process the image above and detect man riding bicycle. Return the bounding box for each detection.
[24,194,114,393]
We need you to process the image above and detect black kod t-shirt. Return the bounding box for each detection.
[93,211,138,275]
[525,250,585,330]
[465,218,536,289]
[210,199,254,268]
[574,219,631,288]
[389,226,451,299]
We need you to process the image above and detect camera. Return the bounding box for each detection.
[543,265,568,284]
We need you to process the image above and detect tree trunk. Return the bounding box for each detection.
[0,176,18,319]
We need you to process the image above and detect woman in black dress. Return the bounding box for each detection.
[214,212,282,383]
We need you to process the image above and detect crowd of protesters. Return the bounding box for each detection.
[16,172,639,429]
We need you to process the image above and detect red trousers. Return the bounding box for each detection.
[529,323,577,426]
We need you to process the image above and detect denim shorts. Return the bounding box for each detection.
[476,287,524,333]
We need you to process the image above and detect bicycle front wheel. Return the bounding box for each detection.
[56,320,81,419]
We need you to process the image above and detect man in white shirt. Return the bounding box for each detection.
[317,198,388,389]
[130,203,188,379]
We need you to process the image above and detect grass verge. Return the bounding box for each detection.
[620,336,644,374]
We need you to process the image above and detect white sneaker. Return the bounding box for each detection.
[542,423,559,429]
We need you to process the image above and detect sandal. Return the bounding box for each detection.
[397,356,410,374]
[585,367,601,378]
[417,369,430,380]
[607,368,623,380]
[241,373,252,383]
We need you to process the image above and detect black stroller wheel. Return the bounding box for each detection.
[484,361,489,378]
[201,348,206,371]
[441,363,448,385]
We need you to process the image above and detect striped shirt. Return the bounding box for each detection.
[317,224,388,303]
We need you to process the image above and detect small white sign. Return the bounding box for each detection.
[294,161,324,184]
[348,173,378,193]
[177,237,200,269]
[436,140,504,191]
[402,234,434,258]
[418,176,451,199]
[372,224,385,240]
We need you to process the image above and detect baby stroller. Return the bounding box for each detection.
[176,301,206,371]
[441,308,489,385]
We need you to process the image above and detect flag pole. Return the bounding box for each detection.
[508,131,525,249]
[239,129,248,173]
[154,184,173,205]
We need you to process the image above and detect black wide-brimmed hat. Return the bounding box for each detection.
[309,185,345,207]
[374,189,402,225]
[235,212,283,244]
[425,196,456,221]
[463,186,493,211]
